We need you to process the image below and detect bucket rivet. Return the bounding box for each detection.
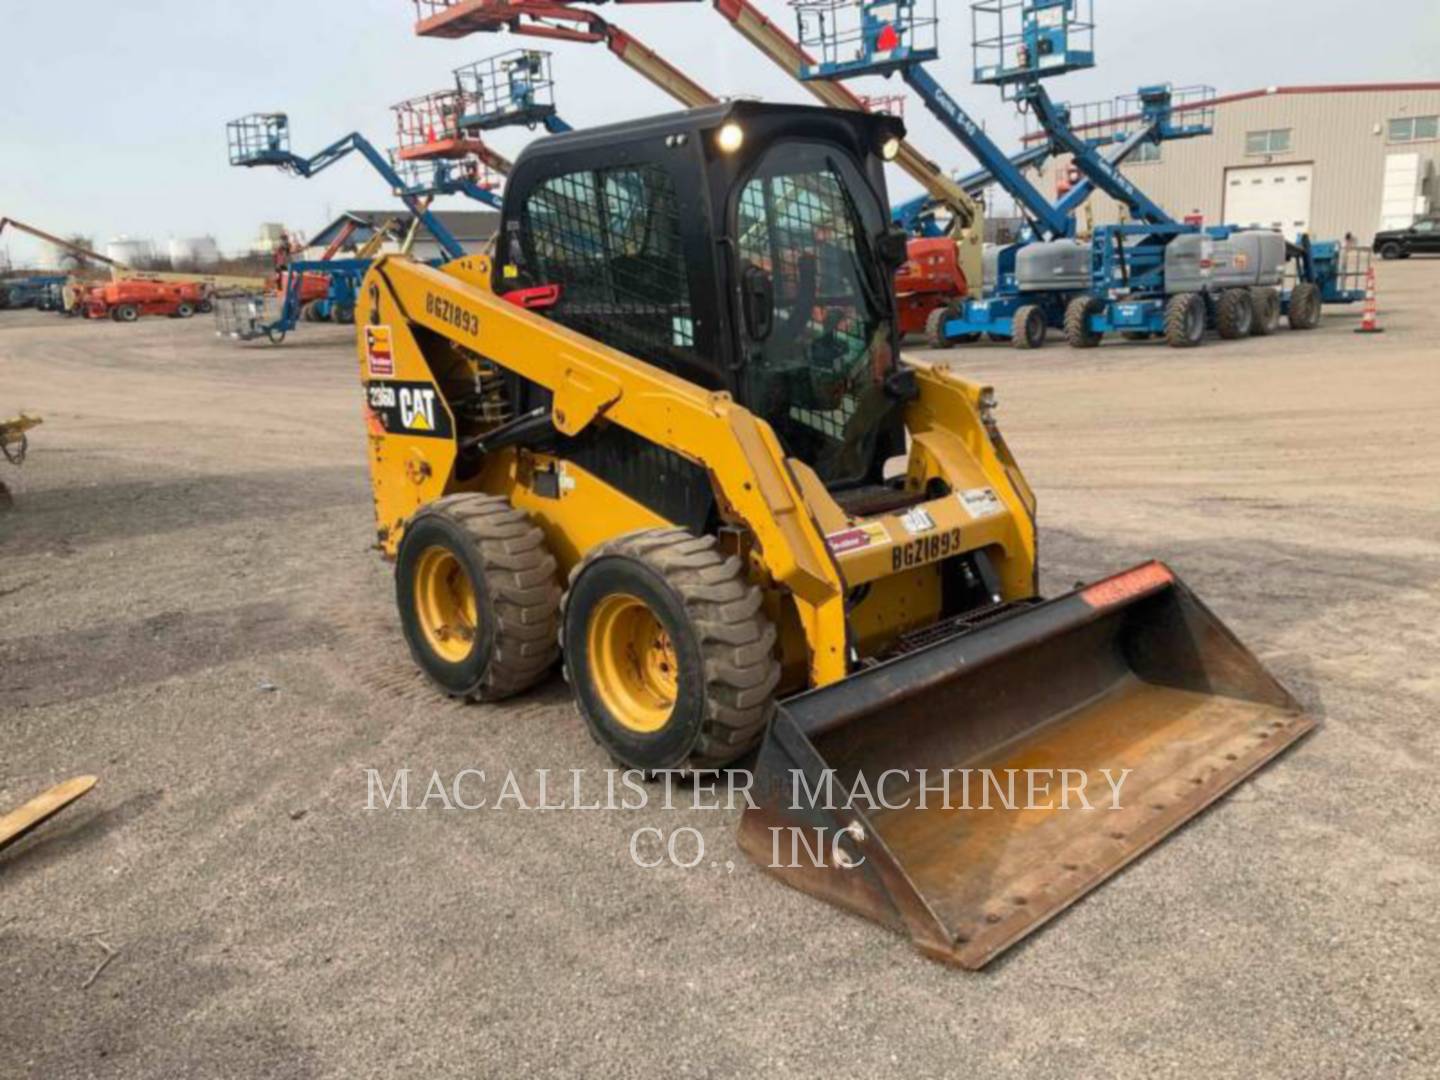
[1150,803,1165,811]
[1225,753,1239,761]
[1108,831,1125,841]
[1061,862,1080,872]
[1011,896,1028,906]
[985,913,1003,924]
[1191,777,1204,785]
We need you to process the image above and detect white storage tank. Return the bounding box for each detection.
[106,236,155,267]
[20,239,81,270]
[253,222,288,253]
[168,236,221,267]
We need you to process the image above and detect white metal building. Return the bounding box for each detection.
[1032,83,1440,244]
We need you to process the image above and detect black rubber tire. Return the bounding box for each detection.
[1379,242,1402,261]
[562,529,780,772]
[396,493,560,702]
[1164,293,1206,348]
[986,332,1008,343]
[1249,287,1281,336]
[924,304,959,349]
[331,303,355,325]
[1121,331,1153,341]
[1064,296,1104,349]
[1010,304,1047,350]
[1288,282,1323,331]
[175,302,195,319]
[116,304,139,323]
[265,327,287,345]
[198,300,214,314]
[1216,288,1254,340]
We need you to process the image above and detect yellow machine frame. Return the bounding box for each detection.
[359,253,1035,688]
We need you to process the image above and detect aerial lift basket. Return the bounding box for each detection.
[738,562,1313,969]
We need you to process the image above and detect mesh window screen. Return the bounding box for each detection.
[736,151,887,485]
[520,162,697,372]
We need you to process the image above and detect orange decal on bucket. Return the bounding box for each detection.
[1081,563,1174,608]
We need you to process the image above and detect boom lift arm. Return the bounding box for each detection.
[226,117,472,258]
[407,0,986,286]
[1020,84,1174,226]
[0,217,269,290]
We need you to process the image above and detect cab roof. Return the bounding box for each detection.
[509,99,906,171]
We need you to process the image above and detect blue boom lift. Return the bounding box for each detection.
[392,49,574,202]
[222,49,576,343]
[0,273,69,311]
[223,114,477,344]
[971,0,1357,347]
[226,114,478,255]
[453,49,573,135]
[792,0,1215,348]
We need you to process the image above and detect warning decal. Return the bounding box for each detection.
[365,326,394,377]
[826,521,890,557]
[958,487,1005,520]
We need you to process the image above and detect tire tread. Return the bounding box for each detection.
[562,529,781,769]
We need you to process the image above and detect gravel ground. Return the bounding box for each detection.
[2,261,1437,1078]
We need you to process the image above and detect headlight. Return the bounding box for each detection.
[716,122,745,154]
[880,136,901,162]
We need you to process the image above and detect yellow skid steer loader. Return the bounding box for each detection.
[354,102,1312,968]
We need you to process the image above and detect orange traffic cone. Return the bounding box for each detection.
[1355,266,1384,334]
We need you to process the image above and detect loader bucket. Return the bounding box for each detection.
[736,562,1314,969]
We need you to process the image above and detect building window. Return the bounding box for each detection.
[1245,129,1293,155]
[1388,116,1439,143]
[1130,141,1162,164]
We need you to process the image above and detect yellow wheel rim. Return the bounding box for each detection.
[587,593,678,734]
[413,545,478,664]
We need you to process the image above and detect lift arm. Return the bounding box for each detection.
[1021,85,1174,227]
[1052,120,1159,217]
[900,65,1071,238]
[258,131,476,257]
[409,1,985,286]
[892,142,1054,236]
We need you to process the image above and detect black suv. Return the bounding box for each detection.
[1373,216,1440,259]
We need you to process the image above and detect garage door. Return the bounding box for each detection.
[1223,163,1314,238]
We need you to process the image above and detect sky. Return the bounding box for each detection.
[1,0,1436,264]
